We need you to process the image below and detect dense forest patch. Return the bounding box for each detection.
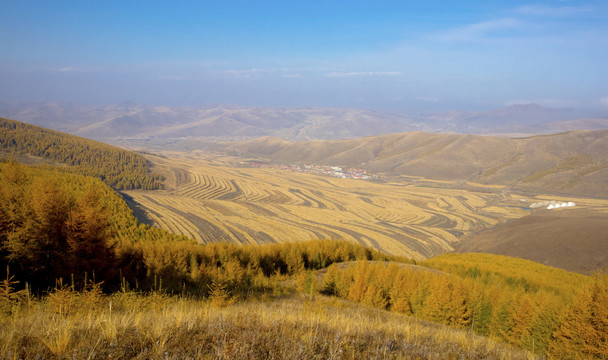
[0,117,163,190]
[321,257,606,358]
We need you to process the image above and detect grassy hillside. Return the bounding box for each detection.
[217,130,608,197]
[0,117,163,190]
[0,292,536,359]
[423,252,587,298]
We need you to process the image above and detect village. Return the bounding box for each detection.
[247,161,381,180]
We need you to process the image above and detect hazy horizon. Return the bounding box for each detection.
[1,1,607,113]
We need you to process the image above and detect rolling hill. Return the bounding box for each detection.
[216,130,608,198]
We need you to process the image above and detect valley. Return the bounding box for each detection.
[121,150,608,260]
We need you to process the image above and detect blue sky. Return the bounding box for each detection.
[1,0,607,112]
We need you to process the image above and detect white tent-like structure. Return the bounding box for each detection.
[547,202,576,210]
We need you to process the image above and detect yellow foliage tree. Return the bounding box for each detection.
[422,276,471,327]
[507,293,535,346]
[549,274,608,359]
[348,261,369,303]
[389,270,414,315]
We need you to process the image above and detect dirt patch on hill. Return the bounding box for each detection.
[454,208,608,274]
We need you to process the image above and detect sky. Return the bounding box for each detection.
[1,0,607,112]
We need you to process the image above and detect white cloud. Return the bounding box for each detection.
[436,18,523,42]
[600,97,608,108]
[224,68,267,79]
[326,71,402,78]
[51,66,75,72]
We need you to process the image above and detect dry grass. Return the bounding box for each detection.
[522,154,594,183]
[0,291,537,360]
[454,208,608,274]
[123,151,535,259]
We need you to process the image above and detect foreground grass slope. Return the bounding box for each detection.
[0,292,536,360]
[2,249,604,359]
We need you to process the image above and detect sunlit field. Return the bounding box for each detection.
[122,151,537,259]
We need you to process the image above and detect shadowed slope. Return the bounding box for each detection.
[454,208,608,274]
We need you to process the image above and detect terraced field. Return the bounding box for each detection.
[123,151,535,259]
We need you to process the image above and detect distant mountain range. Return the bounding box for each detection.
[1,101,606,140]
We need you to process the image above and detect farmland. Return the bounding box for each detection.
[122,151,538,259]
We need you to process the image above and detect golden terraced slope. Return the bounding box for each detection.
[121,151,543,259]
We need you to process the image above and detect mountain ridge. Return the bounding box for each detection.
[1,101,605,140]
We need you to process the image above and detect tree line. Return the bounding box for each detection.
[0,117,163,190]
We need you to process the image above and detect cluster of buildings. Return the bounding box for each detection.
[528,200,577,210]
[248,162,378,180]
